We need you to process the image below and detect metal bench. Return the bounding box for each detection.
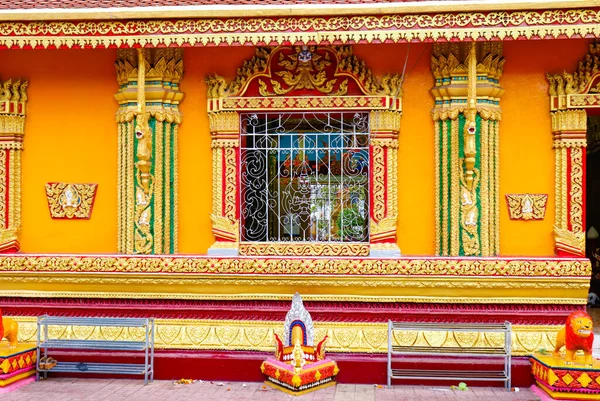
[37,316,155,384]
[387,320,511,389]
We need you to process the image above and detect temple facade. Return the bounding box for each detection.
[0,0,596,385]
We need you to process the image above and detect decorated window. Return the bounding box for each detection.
[240,112,370,243]
[207,45,401,257]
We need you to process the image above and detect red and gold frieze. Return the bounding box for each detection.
[0,9,598,49]
[0,255,590,304]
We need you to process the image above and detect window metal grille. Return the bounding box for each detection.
[240,112,369,243]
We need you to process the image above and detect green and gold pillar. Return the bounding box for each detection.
[115,49,184,254]
[432,42,504,256]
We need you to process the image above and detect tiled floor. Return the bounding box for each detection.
[1,378,539,401]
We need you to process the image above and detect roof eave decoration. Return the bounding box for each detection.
[0,1,597,21]
[0,8,599,50]
[206,45,403,113]
[548,41,600,112]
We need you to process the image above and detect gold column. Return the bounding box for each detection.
[551,109,587,256]
[207,111,239,255]
[0,79,27,252]
[369,109,401,256]
[115,49,184,254]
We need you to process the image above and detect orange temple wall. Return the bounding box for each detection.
[0,40,589,256]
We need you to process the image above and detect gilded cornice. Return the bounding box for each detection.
[0,256,590,303]
[0,255,589,276]
[0,1,596,21]
[1,9,598,49]
[9,316,564,357]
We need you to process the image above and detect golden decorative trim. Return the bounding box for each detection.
[8,316,566,356]
[554,226,585,256]
[372,145,385,223]
[369,110,401,135]
[44,183,98,219]
[239,243,370,257]
[0,10,597,48]
[506,194,548,220]
[451,118,460,256]
[570,146,584,234]
[435,120,441,255]
[0,255,589,275]
[441,120,449,256]
[1,1,596,21]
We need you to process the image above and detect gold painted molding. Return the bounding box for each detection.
[0,9,597,48]
[0,256,588,303]
[11,316,561,356]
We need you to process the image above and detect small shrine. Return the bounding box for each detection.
[261,293,339,395]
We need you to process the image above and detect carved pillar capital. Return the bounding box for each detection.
[551,109,587,148]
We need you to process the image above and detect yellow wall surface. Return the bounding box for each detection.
[177,47,254,254]
[1,40,591,256]
[0,49,118,253]
[500,39,591,256]
[354,44,436,255]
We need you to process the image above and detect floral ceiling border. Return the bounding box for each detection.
[0,9,598,49]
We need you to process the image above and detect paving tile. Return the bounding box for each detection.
[0,379,542,400]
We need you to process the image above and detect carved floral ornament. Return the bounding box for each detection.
[45,183,98,219]
[505,194,548,221]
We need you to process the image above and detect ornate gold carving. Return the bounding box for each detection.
[370,110,401,137]
[239,243,370,257]
[372,145,385,223]
[116,48,183,254]
[432,43,503,257]
[207,46,401,100]
[505,194,548,220]
[44,183,98,219]
[8,317,561,357]
[0,10,599,49]
[548,42,600,97]
[0,255,589,276]
[554,226,585,256]
[570,147,584,234]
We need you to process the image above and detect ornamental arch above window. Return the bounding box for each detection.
[205,45,402,257]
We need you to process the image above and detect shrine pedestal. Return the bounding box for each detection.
[531,353,600,400]
[0,343,36,392]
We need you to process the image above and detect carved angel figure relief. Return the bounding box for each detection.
[45,183,98,219]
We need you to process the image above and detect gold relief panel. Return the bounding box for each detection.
[45,183,98,220]
[239,243,370,257]
[10,316,558,357]
[505,194,548,221]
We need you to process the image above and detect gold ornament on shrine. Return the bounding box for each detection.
[45,183,98,219]
[505,194,548,221]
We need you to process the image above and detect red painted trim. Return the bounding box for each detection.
[235,146,240,222]
[221,148,226,217]
[0,297,584,325]
[4,151,8,229]
[383,146,388,218]
[40,349,534,387]
[567,147,573,232]
[369,145,374,222]
[583,146,587,236]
